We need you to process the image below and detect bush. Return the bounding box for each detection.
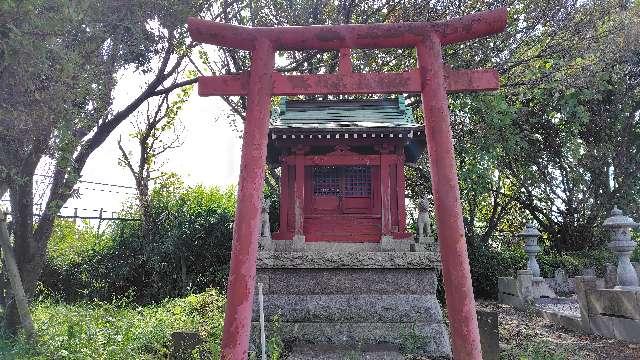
[466,241,525,299]
[41,178,236,304]
[47,219,112,268]
[0,288,225,360]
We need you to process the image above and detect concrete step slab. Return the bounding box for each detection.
[252,294,445,323]
[287,344,404,360]
[256,268,437,295]
[251,322,451,358]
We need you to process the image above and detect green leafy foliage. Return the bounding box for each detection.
[41,178,236,304]
[0,288,225,360]
[47,219,111,269]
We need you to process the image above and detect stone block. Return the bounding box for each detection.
[251,322,452,358]
[575,276,598,331]
[257,268,437,296]
[498,277,532,309]
[516,270,533,299]
[540,311,584,333]
[588,288,640,320]
[302,242,381,252]
[530,278,556,299]
[497,277,517,297]
[589,315,616,338]
[605,264,618,289]
[611,317,640,343]
[499,293,526,309]
[257,251,441,269]
[252,294,444,323]
[287,345,404,360]
[259,235,275,251]
[169,331,203,360]
[477,310,499,360]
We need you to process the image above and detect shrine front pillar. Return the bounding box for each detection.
[294,154,305,240]
[395,154,407,235]
[380,154,392,236]
[278,161,290,239]
[417,32,482,360]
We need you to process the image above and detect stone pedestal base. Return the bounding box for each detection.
[251,251,451,358]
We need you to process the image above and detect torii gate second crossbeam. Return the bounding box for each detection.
[188,8,508,360]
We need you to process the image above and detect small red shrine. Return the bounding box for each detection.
[267,96,424,244]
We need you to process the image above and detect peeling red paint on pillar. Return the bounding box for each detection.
[417,32,482,360]
[220,38,274,360]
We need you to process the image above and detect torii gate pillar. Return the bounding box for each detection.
[417,32,480,359]
[188,8,508,359]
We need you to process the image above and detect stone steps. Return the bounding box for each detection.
[286,344,404,360]
[252,322,451,358]
[256,268,437,295]
[252,252,451,358]
[253,294,444,323]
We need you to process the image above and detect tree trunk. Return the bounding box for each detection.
[0,209,35,339]
[3,172,47,334]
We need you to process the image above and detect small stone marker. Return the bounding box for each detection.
[582,268,596,277]
[169,331,203,360]
[605,264,618,289]
[555,268,567,284]
[477,310,499,360]
[554,268,570,293]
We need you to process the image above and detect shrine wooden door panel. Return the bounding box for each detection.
[305,165,380,242]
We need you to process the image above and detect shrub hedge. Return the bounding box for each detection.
[41,179,236,304]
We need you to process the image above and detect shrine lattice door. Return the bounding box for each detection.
[305,165,380,242]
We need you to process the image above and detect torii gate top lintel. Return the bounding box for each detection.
[189,8,508,360]
[188,7,507,51]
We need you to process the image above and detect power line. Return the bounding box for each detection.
[33,214,140,222]
[76,187,137,196]
[34,173,136,190]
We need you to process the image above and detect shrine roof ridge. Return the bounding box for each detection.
[271,96,415,128]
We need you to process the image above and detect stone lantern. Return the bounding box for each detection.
[519,223,542,279]
[603,206,639,289]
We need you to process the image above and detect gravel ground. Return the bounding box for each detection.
[534,297,581,317]
[479,300,640,360]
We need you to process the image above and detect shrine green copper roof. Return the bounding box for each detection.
[270,96,415,128]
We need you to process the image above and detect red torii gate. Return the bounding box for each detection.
[188,8,507,360]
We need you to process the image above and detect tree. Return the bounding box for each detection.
[201,0,639,252]
[0,0,214,332]
[500,2,640,251]
[117,79,194,293]
[118,80,194,248]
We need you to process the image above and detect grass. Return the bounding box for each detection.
[0,288,225,360]
[501,339,573,360]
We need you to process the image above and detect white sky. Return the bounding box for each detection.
[29,66,243,219]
